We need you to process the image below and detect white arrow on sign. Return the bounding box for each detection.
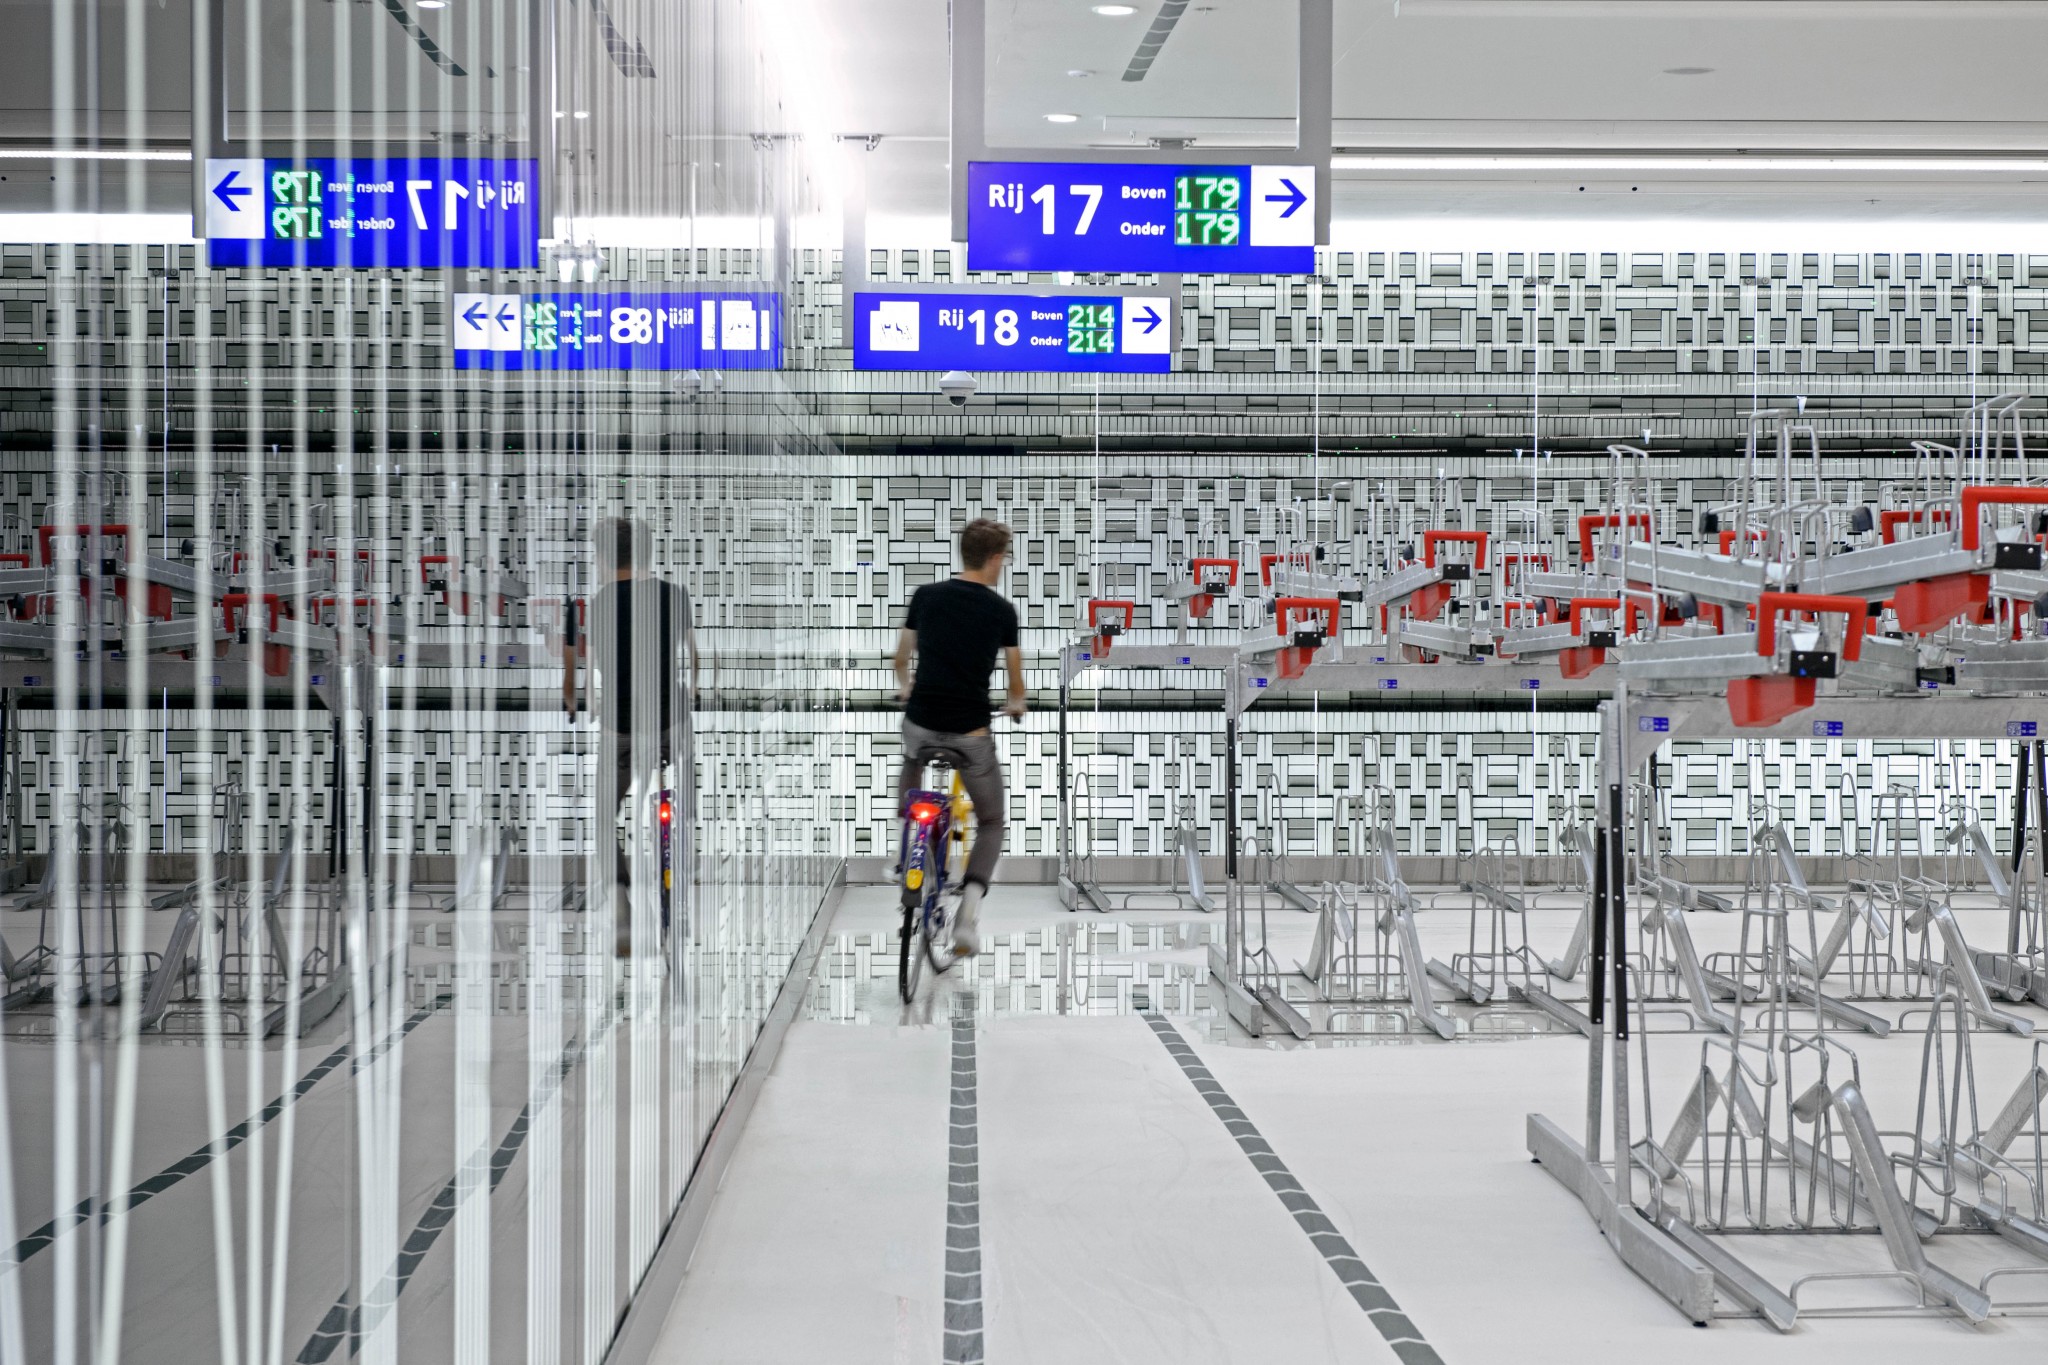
[1120,296,1171,355]
[203,158,265,240]
[453,293,523,352]
[1249,165,1316,249]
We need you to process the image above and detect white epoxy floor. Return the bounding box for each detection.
[651,883,2048,1364]
[0,887,734,1364]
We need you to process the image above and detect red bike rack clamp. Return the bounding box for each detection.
[1566,595,1648,641]
[1273,597,1339,680]
[1961,486,2048,554]
[1729,592,1869,728]
[1258,551,1314,587]
[1878,507,1953,545]
[1187,557,1238,620]
[1753,592,1867,664]
[1498,551,1548,593]
[420,553,471,614]
[1576,512,1653,564]
[38,523,131,569]
[1422,530,1488,577]
[1557,596,1646,680]
[221,591,296,676]
[1085,599,1136,656]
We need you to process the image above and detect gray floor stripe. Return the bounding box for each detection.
[296,996,613,1363]
[942,1012,984,1365]
[1142,1013,1446,1365]
[6,991,453,1271]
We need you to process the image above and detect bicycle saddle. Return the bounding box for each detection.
[911,743,970,771]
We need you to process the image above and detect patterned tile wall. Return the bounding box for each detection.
[5,244,2045,873]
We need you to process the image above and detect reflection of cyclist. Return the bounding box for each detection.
[562,516,696,955]
[894,518,1023,956]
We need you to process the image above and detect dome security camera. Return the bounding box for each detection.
[938,370,978,407]
[674,370,724,400]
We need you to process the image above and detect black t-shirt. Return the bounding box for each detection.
[570,577,692,734]
[904,577,1019,734]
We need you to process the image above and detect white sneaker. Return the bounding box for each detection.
[952,883,984,957]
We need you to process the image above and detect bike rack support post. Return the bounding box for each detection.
[1586,702,1612,1162]
[1608,768,1633,1208]
[1057,669,1069,893]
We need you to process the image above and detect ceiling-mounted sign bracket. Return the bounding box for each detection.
[947,0,1330,247]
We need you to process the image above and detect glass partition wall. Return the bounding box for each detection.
[10,0,2048,1355]
[9,2,846,1362]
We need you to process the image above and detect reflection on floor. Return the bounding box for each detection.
[653,883,2048,1365]
[0,878,808,1364]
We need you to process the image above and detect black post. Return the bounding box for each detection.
[1588,822,1608,1028]
[2013,741,2034,956]
[1224,716,1239,881]
[0,684,11,878]
[2034,741,2046,885]
[361,709,376,905]
[2014,741,2031,879]
[1609,781,1629,1042]
[1585,806,1611,1161]
[330,712,344,882]
[1057,678,1068,876]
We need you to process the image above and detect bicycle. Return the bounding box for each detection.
[897,743,975,1003]
[609,757,677,954]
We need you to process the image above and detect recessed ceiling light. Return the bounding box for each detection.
[417,1,446,8]
[1066,69,1095,78]
[1663,66,1711,75]
[573,110,590,119]
[1044,113,1080,124]
[1092,4,1137,15]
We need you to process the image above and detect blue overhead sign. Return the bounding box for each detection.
[203,156,538,269]
[966,161,1315,274]
[452,290,780,371]
[852,291,1173,373]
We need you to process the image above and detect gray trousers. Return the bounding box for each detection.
[897,719,1006,890]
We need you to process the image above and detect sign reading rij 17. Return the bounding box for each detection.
[852,291,1171,373]
[203,157,539,269]
[452,291,780,371]
[967,161,1315,274]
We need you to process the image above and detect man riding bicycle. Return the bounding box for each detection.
[562,516,697,958]
[894,518,1024,957]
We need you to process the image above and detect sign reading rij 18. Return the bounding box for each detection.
[203,157,539,269]
[967,161,1315,274]
[452,290,780,371]
[852,291,1171,373]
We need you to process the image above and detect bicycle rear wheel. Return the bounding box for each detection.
[898,904,924,1002]
[920,891,958,978]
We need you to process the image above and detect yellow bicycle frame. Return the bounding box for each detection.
[947,770,973,886]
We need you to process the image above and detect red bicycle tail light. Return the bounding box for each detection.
[909,800,941,825]
[658,798,672,826]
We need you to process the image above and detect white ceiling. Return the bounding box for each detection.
[4,0,2045,237]
[810,0,2048,235]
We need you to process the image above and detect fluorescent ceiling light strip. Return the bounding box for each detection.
[1334,154,2048,173]
[1326,215,2048,251]
[0,148,192,162]
[0,214,196,243]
